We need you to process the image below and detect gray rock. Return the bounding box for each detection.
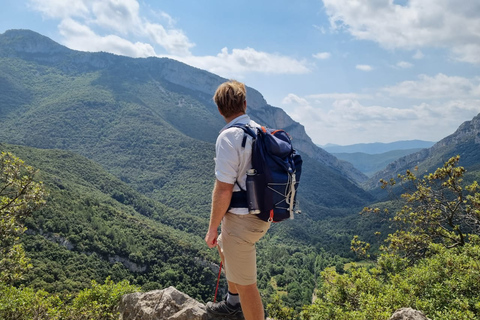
[118,286,208,320]
[389,308,431,320]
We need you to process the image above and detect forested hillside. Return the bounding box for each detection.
[0,143,219,299]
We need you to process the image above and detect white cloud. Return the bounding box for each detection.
[144,22,194,56]
[306,93,373,100]
[313,52,331,59]
[282,94,310,106]
[413,50,424,59]
[28,0,194,56]
[59,18,156,58]
[175,47,311,77]
[313,25,327,34]
[27,0,308,75]
[384,74,480,99]
[90,0,142,35]
[284,97,480,145]
[283,73,480,144]
[323,0,480,64]
[28,0,89,19]
[356,64,373,71]
[396,61,413,68]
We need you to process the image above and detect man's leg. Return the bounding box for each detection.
[218,245,239,296]
[236,282,264,320]
[206,245,243,318]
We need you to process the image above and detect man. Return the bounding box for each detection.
[205,80,270,320]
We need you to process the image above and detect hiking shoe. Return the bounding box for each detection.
[206,297,244,319]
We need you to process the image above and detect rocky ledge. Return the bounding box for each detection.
[118,287,430,320]
[118,287,208,320]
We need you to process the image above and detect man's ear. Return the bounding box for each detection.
[243,100,247,112]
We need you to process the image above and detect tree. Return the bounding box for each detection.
[363,155,480,264]
[0,152,46,284]
[302,157,480,319]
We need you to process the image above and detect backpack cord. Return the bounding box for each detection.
[288,173,297,219]
[214,261,223,302]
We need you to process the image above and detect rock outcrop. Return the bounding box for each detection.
[118,287,430,320]
[389,307,431,320]
[118,287,208,320]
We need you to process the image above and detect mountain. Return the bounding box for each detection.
[322,140,435,154]
[365,112,480,190]
[0,29,373,220]
[332,148,425,177]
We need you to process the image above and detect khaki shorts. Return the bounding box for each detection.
[217,212,270,286]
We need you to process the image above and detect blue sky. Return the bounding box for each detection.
[1,0,480,146]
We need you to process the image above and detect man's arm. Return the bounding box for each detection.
[205,179,234,248]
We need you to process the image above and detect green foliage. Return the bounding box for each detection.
[1,151,46,284]
[302,240,480,320]
[267,294,298,320]
[0,278,139,320]
[0,144,218,301]
[0,284,62,320]
[370,156,480,264]
[304,157,480,319]
[62,278,140,320]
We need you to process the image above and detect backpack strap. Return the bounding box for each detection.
[230,123,257,142]
[227,123,257,210]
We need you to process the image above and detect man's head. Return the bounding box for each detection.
[213,80,247,119]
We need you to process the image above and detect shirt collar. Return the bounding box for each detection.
[220,114,250,133]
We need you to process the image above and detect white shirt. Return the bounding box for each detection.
[215,114,260,215]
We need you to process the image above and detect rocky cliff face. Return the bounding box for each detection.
[156,56,368,184]
[365,112,480,189]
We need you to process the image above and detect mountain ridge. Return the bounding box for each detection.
[0,28,367,185]
[332,148,425,177]
[365,112,480,190]
[322,140,435,154]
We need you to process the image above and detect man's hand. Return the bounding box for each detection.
[205,228,218,248]
[205,179,233,248]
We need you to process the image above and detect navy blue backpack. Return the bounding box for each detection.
[229,124,302,222]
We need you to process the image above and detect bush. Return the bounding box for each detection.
[0,284,61,320]
[0,278,140,320]
[302,240,480,319]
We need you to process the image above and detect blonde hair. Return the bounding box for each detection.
[213,80,246,118]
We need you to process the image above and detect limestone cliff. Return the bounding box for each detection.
[156,58,368,184]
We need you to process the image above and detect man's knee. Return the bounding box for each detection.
[235,282,258,294]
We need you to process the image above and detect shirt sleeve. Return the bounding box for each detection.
[214,128,243,185]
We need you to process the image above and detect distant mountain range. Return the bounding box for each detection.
[321,140,435,154]
[365,113,480,190]
[332,148,425,177]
